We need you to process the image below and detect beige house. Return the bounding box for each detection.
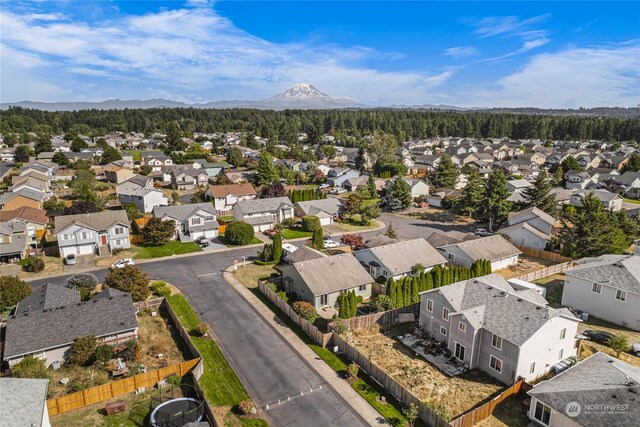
[103,165,137,184]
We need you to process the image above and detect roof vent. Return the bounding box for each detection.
[517,298,523,302]
[536,306,542,310]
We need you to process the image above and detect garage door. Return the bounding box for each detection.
[256,224,271,232]
[60,246,76,258]
[319,217,332,226]
[204,230,217,238]
[77,244,94,255]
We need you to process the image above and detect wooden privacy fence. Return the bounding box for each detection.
[449,380,525,427]
[46,358,201,416]
[334,333,451,427]
[129,234,144,244]
[258,280,333,347]
[133,297,164,311]
[514,245,572,263]
[338,304,420,331]
[514,261,575,282]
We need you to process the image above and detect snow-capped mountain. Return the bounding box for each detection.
[271,83,330,99]
[264,83,361,107]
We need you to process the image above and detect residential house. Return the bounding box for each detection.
[562,254,640,331]
[437,235,521,271]
[233,196,294,232]
[325,168,360,188]
[506,179,533,203]
[0,378,52,427]
[564,170,596,190]
[279,253,374,309]
[153,203,219,242]
[294,198,344,226]
[205,183,257,213]
[499,207,556,250]
[116,181,169,213]
[569,189,623,211]
[3,286,138,368]
[0,207,48,262]
[610,171,640,199]
[343,176,369,192]
[419,274,580,384]
[385,178,429,198]
[170,169,209,190]
[103,164,137,184]
[526,352,639,427]
[143,154,173,172]
[0,188,45,211]
[354,238,447,280]
[54,210,131,258]
[426,189,460,208]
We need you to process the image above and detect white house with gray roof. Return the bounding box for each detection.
[419,274,580,385]
[153,202,219,242]
[294,198,344,226]
[562,255,640,331]
[54,211,130,258]
[569,189,623,211]
[0,378,51,427]
[527,352,640,427]
[278,253,374,309]
[233,196,294,232]
[354,238,447,280]
[437,235,521,271]
[499,207,557,250]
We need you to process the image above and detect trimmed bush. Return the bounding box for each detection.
[95,344,114,365]
[346,362,359,378]
[292,301,318,323]
[70,335,99,366]
[238,399,255,415]
[0,276,31,308]
[21,256,45,273]
[276,291,288,303]
[356,295,364,304]
[156,287,171,298]
[195,322,210,336]
[224,221,255,245]
[301,215,321,232]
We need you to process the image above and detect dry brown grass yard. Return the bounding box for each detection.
[494,255,555,280]
[475,397,529,427]
[233,263,277,289]
[398,208,474,224]
[577,317,640,368]
[349,324,505,419]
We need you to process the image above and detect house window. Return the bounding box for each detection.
[426,299,433,312]
[320,294,328,306]
[454,342,466,361]
[358,285,366,292]
[192,218,202,225]
[442,307,449,321]
[530,362,536,374]
[491,334,503,350]
[560,328,566,339]
[383,270,388,277]
[447,253,455,261]
[459,322,466,333]
[534,401,552,425]
[440,326,447,336]
[114,227,124,235]
[592,282,602,294]
[558,349,564,360]
[81,231,90,240]
[32,351,45,359]
[615,289,627,302]
[205,215,214,221]
[489,355,503,373]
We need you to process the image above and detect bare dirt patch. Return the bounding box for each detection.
[399,208,474,225]
[494,255,555,280]
[349,324,505,419]
[94,249,136,267]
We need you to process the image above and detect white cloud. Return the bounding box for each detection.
[471,14,550,38]
[444,46,479,59]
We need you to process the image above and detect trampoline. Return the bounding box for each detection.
[150,397,205,427]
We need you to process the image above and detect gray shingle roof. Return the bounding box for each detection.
[0,232,25,255]
[295,198,343,216]
[359,238,447,274]
[507,206,556,227]
[235,196,293,215]
[4,291,138,359]
[566,254,640,295]
[154,202,216,221]
[528,352,640,427]
[15,283,80,315]
[365,234,399,248]
[0,378,49,427]
[438,235,521,262]
[499,221,551,240]
[286,246,326,263]
[54,210,129,233]
[0,188,45,204]
[288,253,373,296]
[425,274,578,346]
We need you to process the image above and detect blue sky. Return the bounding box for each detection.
[1,1,638,107]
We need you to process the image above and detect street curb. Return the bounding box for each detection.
[223,268,384,426]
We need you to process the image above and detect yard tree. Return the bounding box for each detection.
[360,204,381,225]
[368,131,398,164]
[607,335,630,358]
[403,403,419,427]
[411,275,420,304]
[344,193,363,217]
[70,138,89,152]
[166,121,186,152]
[124,203,142,220]
[312,227,324,250]
[481,169,512,230]
[560,156,583,172]
[521,170,557,215]
[63,201,101,215]
[382,178,411,212]
[372,295,393,312]
[66,273,99,301]
[14,144,32,162]
[226,147,244,167]
[225,221,255,245]
[272,233,283,262]
[70,335,99,366]
[341,234,365,250]
[626,153,640,172]
[0,275,31,309]
[11,356,49,379]
[105,265,150,302]
[52,151,70,166]
[142,217,175,246]
[254,151,279,186]
[454,168,484,218]
[559,193,628,258]
[388,278,397,308]
[34,132,52,154]
[431,155,459,189]
[100,146,122,164]
[258,181,286,198]
[367,174,377,199]
[385,222,398,239]
[553,165,564,187]
[43,197,67,211]
[71,169,99,203]
[354,147,367,171]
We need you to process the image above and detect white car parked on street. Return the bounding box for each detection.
[110,258,135,270]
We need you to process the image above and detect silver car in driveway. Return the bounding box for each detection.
[64,254,77,265]
[633,343,640,357]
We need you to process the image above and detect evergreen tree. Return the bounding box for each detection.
[432,265,442,288]
[100,146,122,164]
[454,168,484,218]
[425,273,433,291]
[52,151,69,166]
[367,174,377,199]
[403,278,411,307]
[354,147,367,171]
[560,156,583,172]
[395,280,404,308]
[481,169,512,230]
[626,153,640,172]
[338,293,347,318]
[382,178,412,211]
[485,260,492,275]
[388,278,397,308]
[254,151,279,186]
[312,227,324,250]
[166,121,186,152]
[411,276,420,304]
[553,166,564,187]
[521,170,557,215]
[431,155,459,188]
[226,147,244,167]
[272,233,283,262]
[385,222,398,239]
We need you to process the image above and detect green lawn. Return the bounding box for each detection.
[218,215,235,222]
[362,198,380,207]
[334,218,379,232]
[281,228,313,240]
[218,233,262,247]
[123,150,142,162]
[624,198,640,205]
[133,241,202,259]
[250,289,408,425]
[166,295,268,424]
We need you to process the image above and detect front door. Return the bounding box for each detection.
[101,235,107,245]
[454,342,466,361]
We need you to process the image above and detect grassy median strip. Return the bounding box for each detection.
[167,294,268,426]
[250,289,407,425]
[134,241,202,259]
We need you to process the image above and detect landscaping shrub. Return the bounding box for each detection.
[11,355,49,379]
[341,234,365,250]
[156,287,171,298]
[150,281,167,293]
[95,344,114,365]
[21,256,45,273]
[195,322,210,336]
[372,295,393,312]
[258,243,274,262]
[0,275,31,308]
[356,295,364,304]
[142,217,175,246]
[66,273,98,301]
[292,301,318,323]
[105,265,150,302]
[238,399,255,415]
[346,362,359,378]
[267,282,277,292]
[301,215,321,232]
[111,247,125,256]
[70,335,99,366]
[224,221,255,245]
[276,291,288,303]
[332,318,348,335]
[281,218,296,228]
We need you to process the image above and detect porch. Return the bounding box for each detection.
[398,333,469,377]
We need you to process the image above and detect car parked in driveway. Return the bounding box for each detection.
[330,188,347,195]
[263,229,277,237]
[632,343,640,357]
[324,240,340,248]
[474,228,493,236]
[110,258,135,270]
[64,254,77,265]
[583,329,614,345]
[196,236,210,247]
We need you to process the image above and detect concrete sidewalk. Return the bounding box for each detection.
[223,269,387,426]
